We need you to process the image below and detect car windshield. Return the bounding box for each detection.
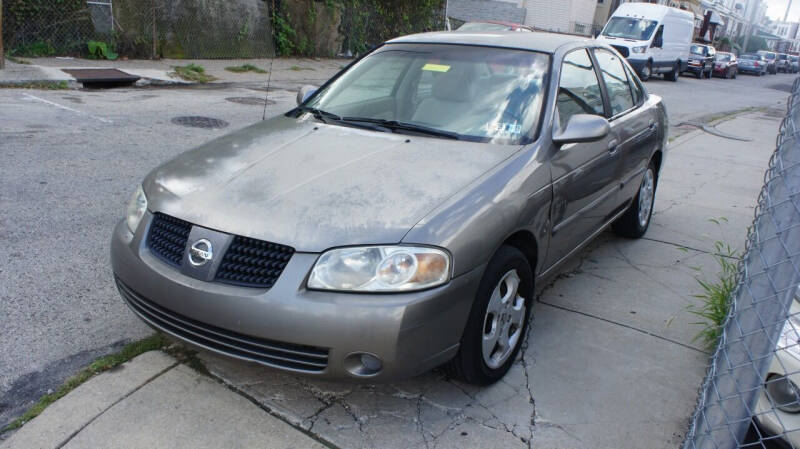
[762,53,776,60]
[715,54,732,62]
[602,17,658,40]
[779,54,789,60]
[300,44,549,145]
[690,45,707,55]
[792,56,799,62]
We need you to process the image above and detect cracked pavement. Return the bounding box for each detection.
[0,61,792,447]
[188,110,781,449]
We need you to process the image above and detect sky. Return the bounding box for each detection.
[766,0,800,21]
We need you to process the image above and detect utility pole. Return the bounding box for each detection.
[0,0,5,70]
[743,0,760,54]
[785,0,794,22]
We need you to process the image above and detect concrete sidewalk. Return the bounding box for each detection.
[0,110,781,449]
[0,351,323,449]
[0,57,343,89]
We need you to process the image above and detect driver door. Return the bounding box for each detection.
[545,49,620,269]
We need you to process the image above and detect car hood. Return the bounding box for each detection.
[144,115,521,252]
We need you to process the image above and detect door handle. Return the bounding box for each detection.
[608,139,620,156]
[648,120,657,131]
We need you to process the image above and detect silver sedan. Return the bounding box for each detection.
[112,31,667,384]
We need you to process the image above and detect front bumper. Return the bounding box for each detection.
[684,62,704,74]
[626,58,649,76]
[111,213,483,381]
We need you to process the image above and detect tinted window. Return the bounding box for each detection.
[691,45,707,55]
[594,49,635,116]
[557,49,605,126]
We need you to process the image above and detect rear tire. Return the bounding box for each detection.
[444,245,534,385]
[696,67,703,79]
[613,161,657,239]
[665,61,679,82]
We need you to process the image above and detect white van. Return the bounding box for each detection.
[596,3,694,81]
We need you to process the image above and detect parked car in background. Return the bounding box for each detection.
[713,52,737,79]
[753,288,800,447]
[596,2,693,81]
[777,53,791,73]
[757,50,778,74]
[457,21,534,32]
[738,54,768,76]
[790,55,799,73]
[685,43,715,79]
[112,31,668,385]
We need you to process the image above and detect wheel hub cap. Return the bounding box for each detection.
[638,168,655,228]
[481,269,526,369]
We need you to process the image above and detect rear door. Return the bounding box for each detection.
[546,48,620,268]
[592,48,657,208]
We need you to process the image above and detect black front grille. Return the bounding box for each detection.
[611,45,630,58]
[215,236,294,288]
[147,213,191,267]
[116,278,329,372]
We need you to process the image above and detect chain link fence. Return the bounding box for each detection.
[4,0,274,59]
[684,77,800,448]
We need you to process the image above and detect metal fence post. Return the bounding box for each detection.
[1,0,5,70]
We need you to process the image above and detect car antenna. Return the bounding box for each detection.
[262,0,277,121]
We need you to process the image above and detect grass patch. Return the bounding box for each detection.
[289,65,314,71]
[0,81,68,90]
[171,64,216,83]
[225,64,267,74]
[687,221,740,349]
[2,333,169,432]
[5,54,31,64]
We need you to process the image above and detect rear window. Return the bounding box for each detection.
[715,54,731,62]
[779,54,789,60]
[740,55,759,60]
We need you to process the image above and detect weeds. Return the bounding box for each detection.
[224,64,267,74]
[171,64,216,83]
[688,231,740,349]
[289,65,314,71]
[2,334,169,432]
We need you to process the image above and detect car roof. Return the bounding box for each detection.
[387,31,593,54]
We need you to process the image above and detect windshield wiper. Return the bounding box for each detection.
[341,117,461,140]
[295,106,342,124]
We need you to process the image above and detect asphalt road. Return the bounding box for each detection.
[0,67,795,430]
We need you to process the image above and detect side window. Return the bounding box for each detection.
[594,49,635,116]
[557,49,605,126]
[653,25,663,46]
[625,64,644,104]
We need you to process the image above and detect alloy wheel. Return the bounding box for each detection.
[481,269,526,369]
[638,168,655,228]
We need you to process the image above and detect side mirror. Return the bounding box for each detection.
[296,85,318,105]
[552,114,611,145]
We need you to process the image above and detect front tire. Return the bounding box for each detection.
[445,246,533,385]
[613,161,657,238]
[640,62,652,82]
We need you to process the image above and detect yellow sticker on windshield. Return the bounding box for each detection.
[422,63,451,72]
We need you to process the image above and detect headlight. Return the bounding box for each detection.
[766,374,800,413]
[307,246,450,292]
[126,185,148,233]
[631,45,647,54]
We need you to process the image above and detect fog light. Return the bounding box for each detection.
[343,352,383,377]
[766,374,800,413]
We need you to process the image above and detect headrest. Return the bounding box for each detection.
[432,65,479,103]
